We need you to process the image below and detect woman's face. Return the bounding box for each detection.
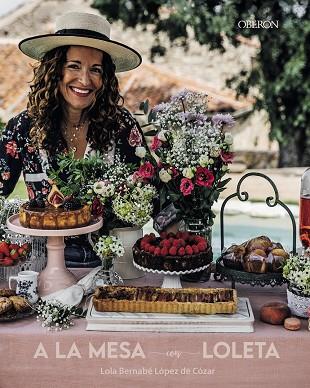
[58,46,104,113]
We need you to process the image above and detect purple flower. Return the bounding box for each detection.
[152,102,170,113]
[212,113,235,127]
[171,89,191,102]
[179,112,208,125]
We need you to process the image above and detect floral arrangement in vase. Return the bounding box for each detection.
[48,151,158,229]
[283,254,310,296]
[283,253,310,317]
[92,235,125,286]
[137,89,235,227]
[94,235,125,265]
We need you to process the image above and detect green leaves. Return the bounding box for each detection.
[92,0,310,166]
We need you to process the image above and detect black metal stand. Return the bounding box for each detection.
[214,172,297,288]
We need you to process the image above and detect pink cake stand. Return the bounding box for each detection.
[7,215,103,296]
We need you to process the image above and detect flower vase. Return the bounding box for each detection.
[287,285,310,318]
[110,226,144,280]
[180,217,213,282]
[92,256,123,289]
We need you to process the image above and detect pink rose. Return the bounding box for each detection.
[5,141,19,159]
[27,145,36,153]
[128,126,143,147]
[91,197,104,217]
[150,136,162,151]
[137,162,155,180]
[180,178,194,196]
[220,151,234,163]
[195,167,215,187]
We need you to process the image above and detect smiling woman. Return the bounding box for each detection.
[0,12,148,267]
[0,11,143,200]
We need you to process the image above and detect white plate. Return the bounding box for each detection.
[86,297,254,333]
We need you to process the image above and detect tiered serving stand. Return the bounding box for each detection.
[215,172,297,288]
[7,215,102,296]
[133,261,212,288]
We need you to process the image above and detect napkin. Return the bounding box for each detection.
[42,266,101,306]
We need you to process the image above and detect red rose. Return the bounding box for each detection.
[180,178,194,196]
[170,167,180,178]
[5,141,19,159]
[128,126,143,147]
[150,136,162,151]
[195,167,215,187]
[91,197,104,217]
[220,151,234,163]
[137,162,155,180]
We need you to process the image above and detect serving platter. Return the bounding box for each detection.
[86,297,254,332]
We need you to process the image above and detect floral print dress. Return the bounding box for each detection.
[0,109,145,200]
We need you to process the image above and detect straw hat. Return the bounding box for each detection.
[19,12,142,72]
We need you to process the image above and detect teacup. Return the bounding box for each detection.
[9,270,39,303]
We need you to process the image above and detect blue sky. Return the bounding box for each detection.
[0,0,26,18]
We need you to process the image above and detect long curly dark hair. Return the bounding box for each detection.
[27,46,124,153]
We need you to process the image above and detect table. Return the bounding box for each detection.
[0,273,309,388]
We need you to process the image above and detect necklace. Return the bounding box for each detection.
[62,120,88,153]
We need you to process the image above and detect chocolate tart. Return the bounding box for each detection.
[93,286,237,314]
[19,203,91,229]
[133,238,213,272]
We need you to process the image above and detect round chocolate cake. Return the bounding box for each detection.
[133,232,213,272]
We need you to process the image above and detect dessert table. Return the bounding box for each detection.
[0,272,309,388]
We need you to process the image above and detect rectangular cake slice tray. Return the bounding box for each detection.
[86,297,254,333]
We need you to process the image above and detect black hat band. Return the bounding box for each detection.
[56,29,110,41]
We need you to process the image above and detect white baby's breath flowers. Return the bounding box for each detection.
[159,169,172,182]
[135,146,147,158]
[209,145,221,158]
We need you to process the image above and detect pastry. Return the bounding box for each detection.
[9,296,30,312]
[284,317,301,331]
[246,236,272,252]
[222,236,288,274]
[93,286,237,314]
[266,249,289,272]
[0,288,16,297]
[222,245,245,270]
[0,297,13,315]
[242,249,268,273]
[133,232,212,272]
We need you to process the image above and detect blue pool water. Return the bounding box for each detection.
[212,214,298,257]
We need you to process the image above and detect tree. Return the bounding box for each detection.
[92,0,310,167]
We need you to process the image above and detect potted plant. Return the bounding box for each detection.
[283,254,310,317]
